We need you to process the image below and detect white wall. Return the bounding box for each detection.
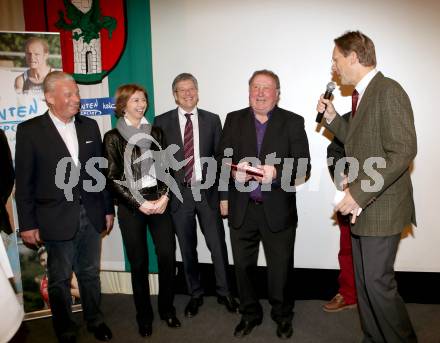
[150,0,440,272]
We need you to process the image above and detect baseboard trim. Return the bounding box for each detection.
[174,262,440,304]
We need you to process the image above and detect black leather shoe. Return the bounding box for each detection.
[233,318,262,338]
[217,295,239,313]
[138,323,153,337]
[87,323,112,341]
[58,322,78,343]
[184,297,203,318]
[276,321,293,339]
[162,315,181,328]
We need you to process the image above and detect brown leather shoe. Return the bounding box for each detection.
[322,293,357,312]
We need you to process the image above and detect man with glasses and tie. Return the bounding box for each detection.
[316,31,417,342]
[154,73,238,319]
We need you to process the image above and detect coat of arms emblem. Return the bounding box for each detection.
[47,0,125,84]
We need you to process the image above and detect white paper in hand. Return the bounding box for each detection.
[333,190,362,216]
[332,190,346,207]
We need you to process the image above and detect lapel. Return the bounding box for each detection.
[170,109,185,161]
[74,114,87,164]
[259,107,280,159]
[346,72,383,143]
[197,109,209,157]
[242,108,258,158]
[40,112,72,159]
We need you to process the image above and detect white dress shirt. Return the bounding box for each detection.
[177,106,202,182]
[49,111,79,166]
[354,68,378,111]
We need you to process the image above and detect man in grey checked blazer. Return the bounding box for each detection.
[317,31,417,342]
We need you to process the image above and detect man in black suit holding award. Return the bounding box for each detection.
[154,73,238,318]
[15,71,114,343]
[218,70,311,339]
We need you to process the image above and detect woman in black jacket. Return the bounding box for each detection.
[103,84,180,337]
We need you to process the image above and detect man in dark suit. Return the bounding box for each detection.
[154,73,238,318]
[218,70,311,339]
[317,31,417,342]
[15,71,115,343]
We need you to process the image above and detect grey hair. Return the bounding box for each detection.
[172,73,198,93]
[43,71,75,93]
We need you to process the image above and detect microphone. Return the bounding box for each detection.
[315,82,336,123]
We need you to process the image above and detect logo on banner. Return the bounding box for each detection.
[80,97,115,117]
[48,0,126,84]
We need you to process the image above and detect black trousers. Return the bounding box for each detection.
[117,202,176,325]
[230,202,296,323]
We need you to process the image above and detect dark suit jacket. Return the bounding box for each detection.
[0,129,14,234]
[218,106,311,232]
[154,108,222,212]
[325,72,417,236]
[15,112,114,241]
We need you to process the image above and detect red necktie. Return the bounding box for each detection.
[352,89,359,118]
[183,113,194,183]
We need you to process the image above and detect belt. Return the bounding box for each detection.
[249,198,263,205]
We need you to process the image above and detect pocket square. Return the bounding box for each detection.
[86,140,93,144]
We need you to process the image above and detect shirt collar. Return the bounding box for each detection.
[355,69,378,96]
[178,106,198,118]
[48,110,75,126]
[252,107,275,123]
